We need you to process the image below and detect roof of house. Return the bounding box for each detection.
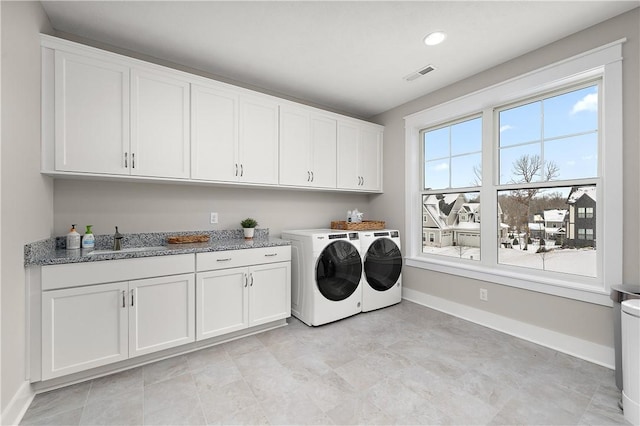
[544,209,568,223]
[567,186,597,204]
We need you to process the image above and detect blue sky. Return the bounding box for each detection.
[424,85,598,189]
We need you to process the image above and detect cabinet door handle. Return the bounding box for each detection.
[311,171,314,182]
[244,273,248,287]
[217,258,232,262]
[307,171,311,182]
[132,153,135,169]
[235,163,238,176]
[361,176,364,186]
[122,290,126,308]
[250,273,254,286]
[131,290,134,307]
[240,164,243,177]
[264,253,278,257]
[124,153,128,168]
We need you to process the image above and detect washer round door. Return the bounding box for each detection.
[316,240,363,301]
[364,238,402,291]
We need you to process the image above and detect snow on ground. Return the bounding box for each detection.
[423,243,596,277]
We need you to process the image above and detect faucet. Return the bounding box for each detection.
[113,226,123,250]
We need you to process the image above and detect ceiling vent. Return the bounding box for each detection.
[404,65,436,82]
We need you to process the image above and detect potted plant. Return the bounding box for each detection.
[241,218,258,240]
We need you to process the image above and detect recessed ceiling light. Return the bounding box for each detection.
[424,31,447,46]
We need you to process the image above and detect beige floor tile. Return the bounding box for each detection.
[20,301,627,426]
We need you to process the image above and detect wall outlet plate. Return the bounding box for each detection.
[210,212,218,224]
[480,288,488,301]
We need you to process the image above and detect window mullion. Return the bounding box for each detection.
[480,108,497,266]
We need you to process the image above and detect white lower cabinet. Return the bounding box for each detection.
[196,268,248,340]
[41,273,195,380]
[35,248,290,382]
[128,275,196,357]
[196,246,291,341]
[42,282,128,380]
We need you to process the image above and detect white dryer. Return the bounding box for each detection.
[281,229,363,326]
[359,230,402,312]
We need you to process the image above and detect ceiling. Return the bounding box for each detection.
[40,1,639,119]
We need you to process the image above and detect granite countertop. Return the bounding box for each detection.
[25,229,290,267]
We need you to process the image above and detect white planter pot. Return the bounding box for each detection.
[243,228,255,240]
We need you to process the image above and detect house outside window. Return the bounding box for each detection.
[404,41,623,304]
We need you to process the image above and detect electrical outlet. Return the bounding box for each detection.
[210,212,218,224]
[480,288,488,301]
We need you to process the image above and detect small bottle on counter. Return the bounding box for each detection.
[66,224,81,250]
[82,225,95,249]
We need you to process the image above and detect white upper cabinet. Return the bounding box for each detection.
[191,84,239,182]
[54,50,130,175]
[238,95,280,185]
[337,120,383,192]
[279,105,337,189]
[50,49,190,179]
[191,85,279,185]
[130,68,190,179]
[42,35,382,193]
[358,126,383,191]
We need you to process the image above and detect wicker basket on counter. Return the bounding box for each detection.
[330,220,385,231]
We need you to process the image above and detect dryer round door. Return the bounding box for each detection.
[364,238,402,292]
[316,240,363,301]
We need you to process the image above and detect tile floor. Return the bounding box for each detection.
[20,301,628,425]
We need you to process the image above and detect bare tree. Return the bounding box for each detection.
[471,164,482,186]
[509,155,559,250]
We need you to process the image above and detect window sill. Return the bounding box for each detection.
[405,256,612,307]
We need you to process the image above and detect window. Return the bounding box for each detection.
[578,207,593,219]
[422,116,482,261]
[496,84,598,277]
[423,117,482,190]
[404,41,623,305]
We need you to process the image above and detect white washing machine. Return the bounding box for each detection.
[281,229,363,326]
[359,230,403,312]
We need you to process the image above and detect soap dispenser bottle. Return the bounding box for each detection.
[66,224,81,250]
[82,225,95,249]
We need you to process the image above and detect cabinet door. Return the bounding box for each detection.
[196,268,248,340]
[129,274,195,357]
[337,121,360,189]
[310,115,337,188]
[191,84,239,182]
[248,262,291,327]
[54,51,129,175]
[131,68,190,179]
[42,282,128,380]
[279,106,311,186]
[359,127,382,191]
[239,95,279,184]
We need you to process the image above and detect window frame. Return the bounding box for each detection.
[403,40,624,306]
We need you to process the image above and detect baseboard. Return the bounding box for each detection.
[403,287,614,369]
[1,380,34,426]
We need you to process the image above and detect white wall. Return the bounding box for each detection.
[1,0,54,420]
[53,179,372,237]
[370,9,640,350]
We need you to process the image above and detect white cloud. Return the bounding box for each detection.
[571,93,598,115]
[500,124,514,133]
[435,162,449,171]
[566,160,576,166]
